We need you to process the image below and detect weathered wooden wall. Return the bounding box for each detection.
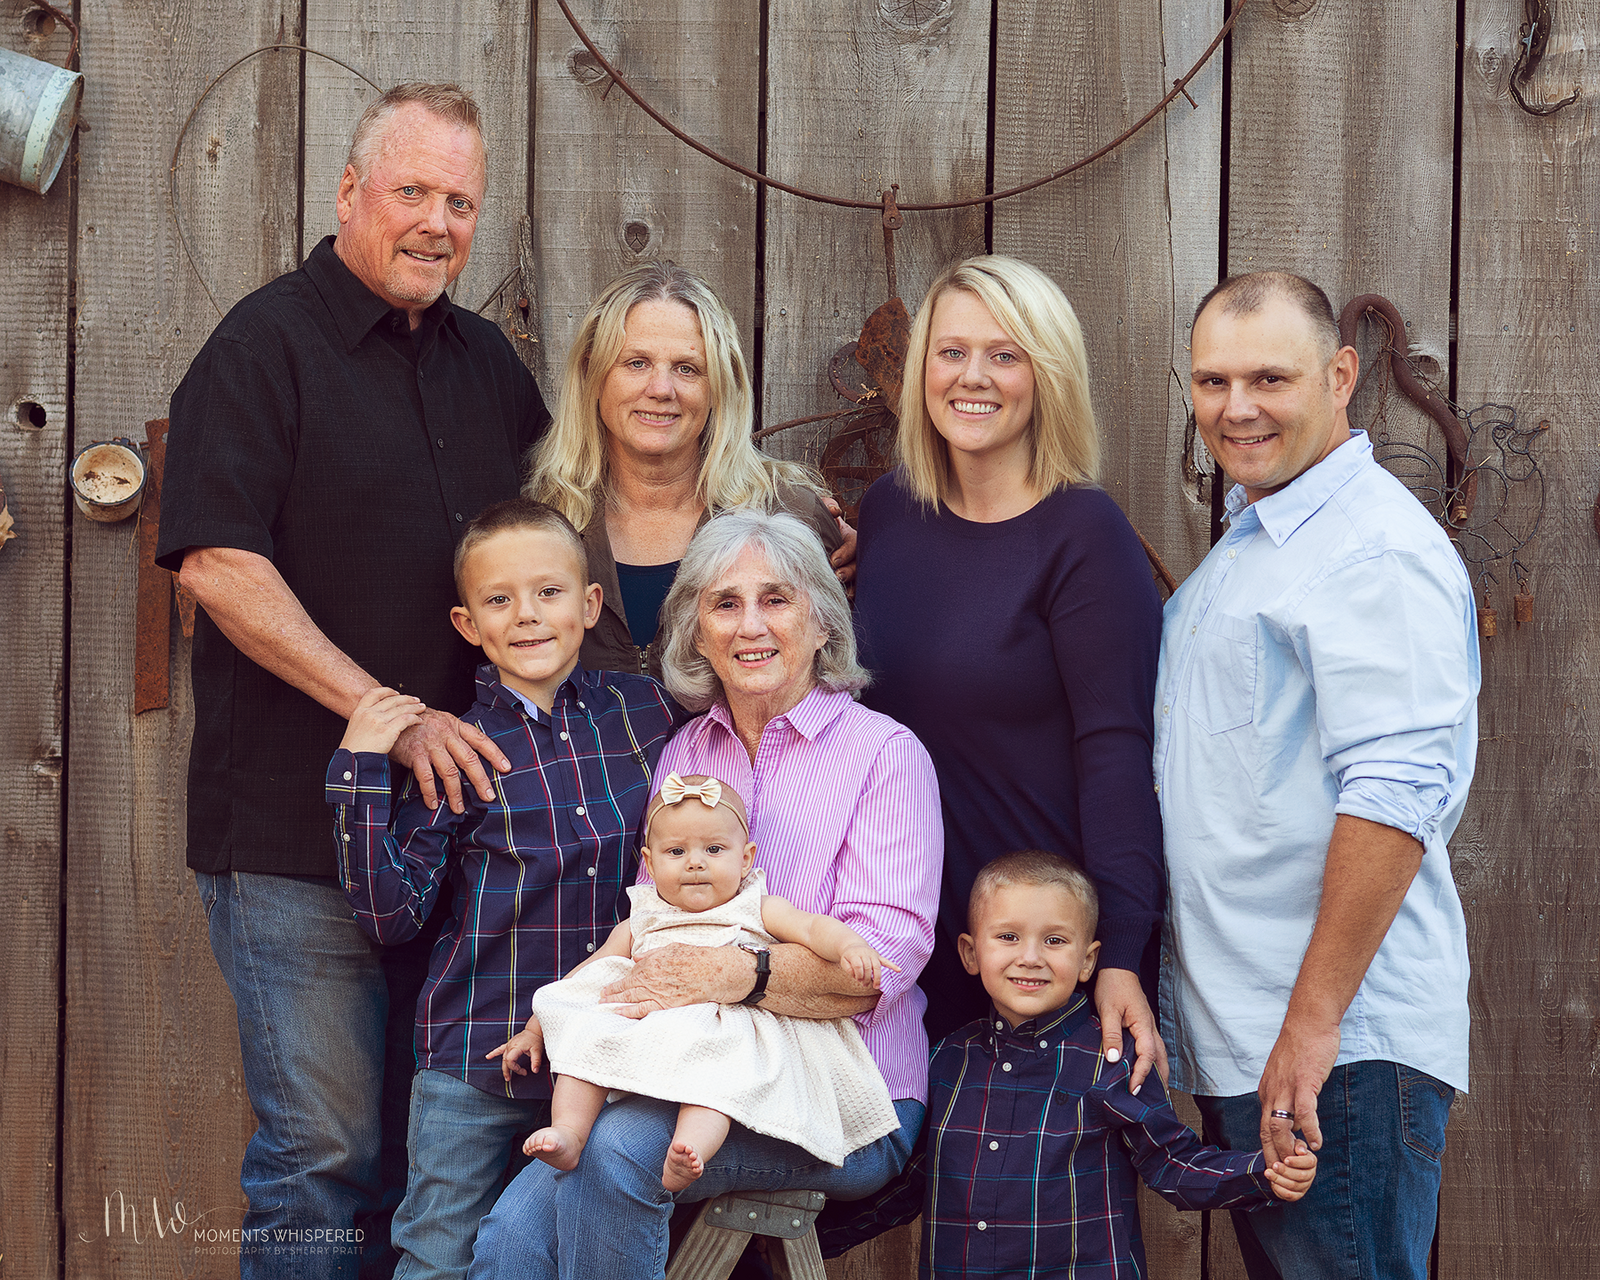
[1,0,1595,1276]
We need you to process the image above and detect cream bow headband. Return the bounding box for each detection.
[646,772,750,840]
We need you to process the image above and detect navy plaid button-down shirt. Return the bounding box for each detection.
[829,992,1273,1277]
[326,663,679,1100]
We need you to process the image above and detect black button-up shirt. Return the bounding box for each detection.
[158,237,549,875]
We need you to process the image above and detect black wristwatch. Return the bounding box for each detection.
[736,942,771,1006]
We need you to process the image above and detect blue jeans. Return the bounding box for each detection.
[392,1069,551,1280]
[1195,1060,1454,1280]
[200,871,397,1279]
[467,1095,925,1280]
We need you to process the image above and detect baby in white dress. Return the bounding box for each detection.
[490,773,900,1192]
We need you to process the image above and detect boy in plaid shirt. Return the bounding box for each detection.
[327,499,679,1280]
[829,851,1316,1278]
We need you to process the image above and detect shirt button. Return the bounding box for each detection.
[994,1020,1005,1030]
[1154,783,1161,795]
[341,833,351,842]
[587,866,596,877]
[1001,1062,1013,1072]
[1191,625,1198,635]
[437,437,445,449]
[575,806,586,816]
[1039,1040,1048,1048]
[586,941,596,952]
[976,1221,988,1232]
[988,1140,999,1150]
[1227,549,1237,559]
[455,512,464,522]
[1161,704,1169,715]
[343,771,353,781]
[1163,952,1172,966]
[559,732,569,741]
[578,701,586,709]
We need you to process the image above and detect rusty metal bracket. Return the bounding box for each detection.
[881,185,904,299]
[135,418,173,713]
[1512,1,1581,117]
[1338,294,1478,521]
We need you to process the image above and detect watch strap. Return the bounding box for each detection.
[738,943,771,1006]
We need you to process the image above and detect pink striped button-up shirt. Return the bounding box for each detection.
[651,685,943,1103]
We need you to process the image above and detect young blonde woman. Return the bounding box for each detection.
[526,262,850,677]
[852,254,1169,1091]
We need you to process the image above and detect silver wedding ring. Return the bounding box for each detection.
[1270,1109,1294,1120]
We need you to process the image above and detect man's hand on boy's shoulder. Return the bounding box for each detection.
[389,705,512,815]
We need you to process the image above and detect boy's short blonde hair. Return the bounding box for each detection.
[968,850,1098,935]
[453,498,589,602]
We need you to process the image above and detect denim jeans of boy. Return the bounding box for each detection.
[1195,1060,1454,1280]
[466,1094,925,1280]
[200,871,424,1280]
[391,1069,550,1280]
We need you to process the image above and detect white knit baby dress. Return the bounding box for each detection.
[531,868,899,1165]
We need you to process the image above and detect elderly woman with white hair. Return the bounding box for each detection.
[469,509,941,1280]
[526,261,852,677]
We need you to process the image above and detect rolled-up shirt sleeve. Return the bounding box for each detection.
[826,730,943,1031]
[1298,551,1477,844]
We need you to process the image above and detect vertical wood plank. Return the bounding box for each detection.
[1446,6,1600,1275]
[1227,0,1458,499]
[992,0,1223,607]
[64,0,300,1274]
[303,0,534,340]
[761,0,988,457]
[0,9,72,1277]
[531,0,760,390]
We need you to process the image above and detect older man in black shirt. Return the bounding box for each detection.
[157,83,546,1279]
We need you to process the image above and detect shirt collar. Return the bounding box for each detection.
[475,660,591,722]
[702,684,853,745]
[1225,430,1371,547]
[302,235,460,355]
[983,990,1091,1054]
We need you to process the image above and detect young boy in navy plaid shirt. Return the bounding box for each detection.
[326,498,679,1280]
[829,851,1316,1278]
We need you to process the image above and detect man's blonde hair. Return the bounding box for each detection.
[526,261,821,531]
[898,255,1100,506]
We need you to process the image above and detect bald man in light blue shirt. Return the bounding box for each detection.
[1156,272,1479,1280]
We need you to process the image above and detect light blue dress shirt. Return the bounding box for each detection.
[1155,432,1479,1096]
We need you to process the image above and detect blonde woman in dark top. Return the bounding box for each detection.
[852,254,1168,1090]
[525,262,849,677]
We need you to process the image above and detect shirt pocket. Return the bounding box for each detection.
[1183,611,1258,734]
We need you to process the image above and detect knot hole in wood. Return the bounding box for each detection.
[21,7,58,38]
[622,219,655,255]
[12,399,48,430]
[1271,0,1320,19]
[567,47,613,89]
[878,0,952,36]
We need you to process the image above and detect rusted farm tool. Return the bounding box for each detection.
[133,418,199,713]
[1338,294,1477,523]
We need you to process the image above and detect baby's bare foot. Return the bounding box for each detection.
[662,1139,704,1193]
[524,1125,586,1172]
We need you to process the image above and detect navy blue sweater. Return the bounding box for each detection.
[853,472,1166,1040]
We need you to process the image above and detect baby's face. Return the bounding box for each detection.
[641,801,756,913]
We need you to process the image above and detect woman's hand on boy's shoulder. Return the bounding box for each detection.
[340,687,426,755]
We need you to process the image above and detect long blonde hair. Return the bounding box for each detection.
[897,255,1100,506]
[528,261,820,530]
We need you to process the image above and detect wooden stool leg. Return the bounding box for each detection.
[664,1214,753,1280]
[770,1229,828,1280]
